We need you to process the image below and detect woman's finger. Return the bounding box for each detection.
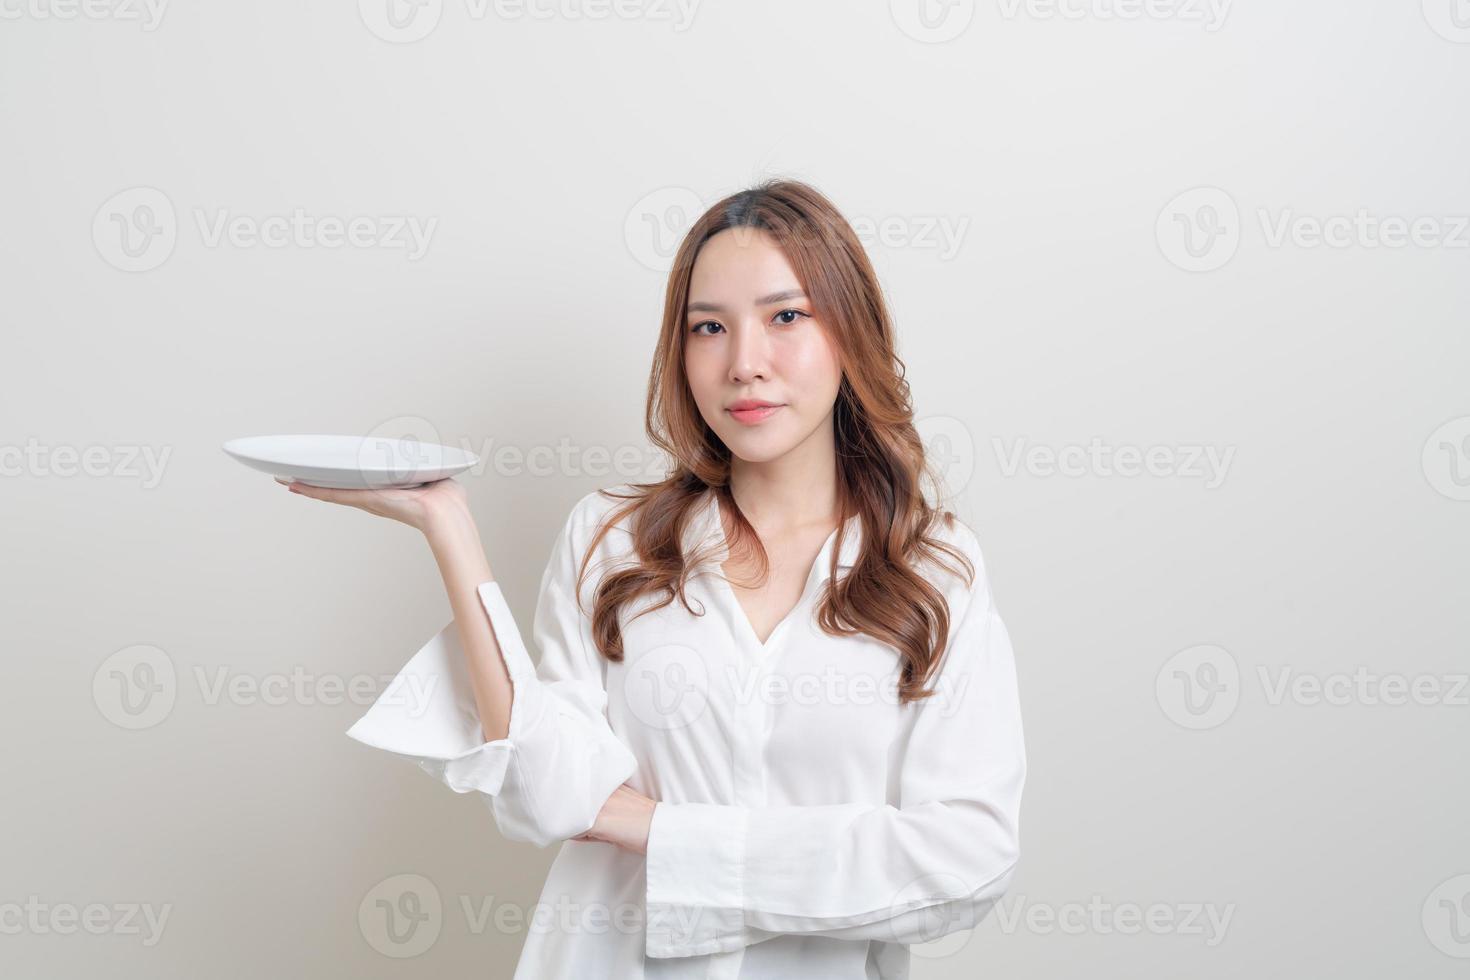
[278,479,357,507]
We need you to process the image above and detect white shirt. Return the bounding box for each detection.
[346,485,1027,979]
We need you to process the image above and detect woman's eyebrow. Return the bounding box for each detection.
[687,289,808,314]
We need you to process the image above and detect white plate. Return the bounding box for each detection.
[222,434,479,489]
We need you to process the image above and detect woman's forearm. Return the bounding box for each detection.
[422,501,513,743]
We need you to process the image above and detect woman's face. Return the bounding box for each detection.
[682,228,843,464]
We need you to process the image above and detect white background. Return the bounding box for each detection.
[2,0,1467,976]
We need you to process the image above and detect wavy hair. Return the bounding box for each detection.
[574,178,973,705]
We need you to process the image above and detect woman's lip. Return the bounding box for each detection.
[727,404,784,425]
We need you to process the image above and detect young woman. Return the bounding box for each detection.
[284,179,1027,979]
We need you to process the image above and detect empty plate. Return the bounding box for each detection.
[222,434,479,489]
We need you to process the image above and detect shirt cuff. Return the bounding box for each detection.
[345,581,548,796]
[644,802,749,958]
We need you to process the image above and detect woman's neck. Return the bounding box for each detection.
[727,433,841,534]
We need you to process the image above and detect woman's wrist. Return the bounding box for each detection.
[421,499,493,580]
[596,786,657,855]
[419,494,475,540]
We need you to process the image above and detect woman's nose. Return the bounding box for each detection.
[728,320,772,383]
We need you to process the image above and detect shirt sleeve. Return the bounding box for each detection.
[642,541,1026,958]
[344,496,639,849]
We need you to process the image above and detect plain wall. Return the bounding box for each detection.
[2,1,1467,976]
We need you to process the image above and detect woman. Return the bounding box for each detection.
[283,179,1027,979]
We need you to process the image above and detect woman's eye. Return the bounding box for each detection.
[691,311,807,334]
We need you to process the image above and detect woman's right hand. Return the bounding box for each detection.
[276,475,468,533]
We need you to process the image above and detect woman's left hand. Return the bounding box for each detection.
[570,784,657,855]
[273,474,468,534]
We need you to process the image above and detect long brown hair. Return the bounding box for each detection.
[577,178,973,705]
